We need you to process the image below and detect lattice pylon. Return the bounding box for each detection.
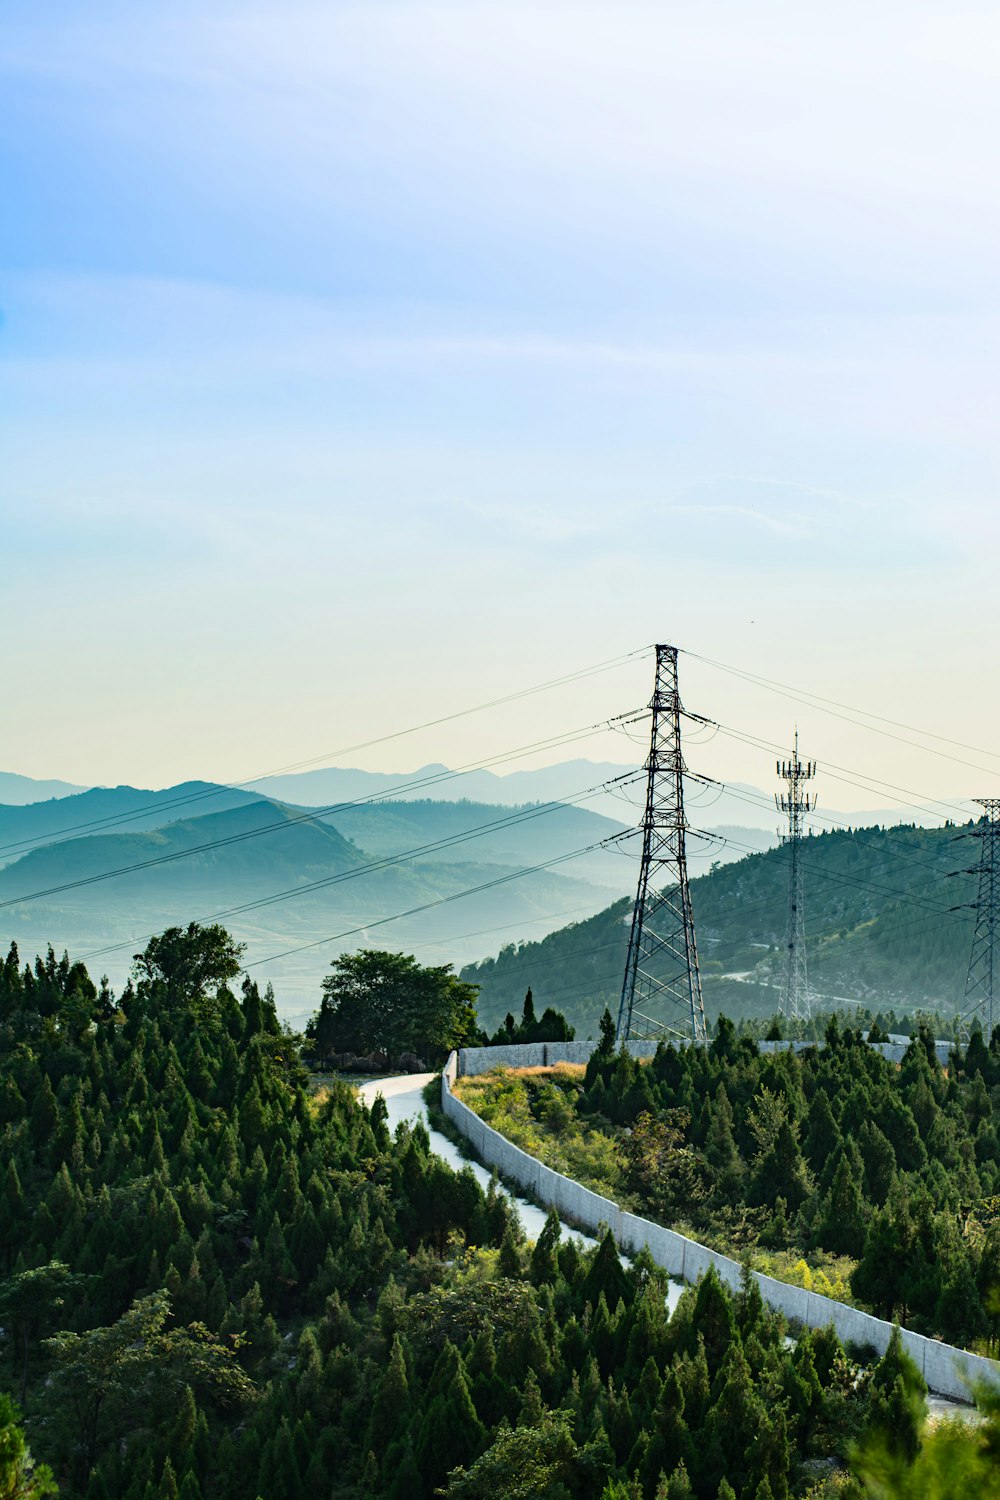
[616,645,707,1045]
[960,798,1000,1039]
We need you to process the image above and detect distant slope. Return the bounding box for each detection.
[462,820,979,1036]
[0,772,89,804]
[319,798,632,889]
[251,760,976,833]
[0,782,266,867]
[0,798,620,1019]
[0,799,365,898]
[0,775,775,886]
[251,759,638,822]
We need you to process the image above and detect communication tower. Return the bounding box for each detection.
[776,730,817,1022]
[616,645,707,1045]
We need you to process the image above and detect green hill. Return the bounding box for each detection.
[0,782,265,867]
[462,819,980,1035]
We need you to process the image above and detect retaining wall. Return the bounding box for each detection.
[442,1048,995,1402]
[457,1036,952,1075]
[458,1041,659,1074]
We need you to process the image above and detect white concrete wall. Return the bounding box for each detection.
[442,1048,997,1402]
[458,1041,660,1074]
[458,1035,952,1074]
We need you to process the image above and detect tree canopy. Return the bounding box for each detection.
[310,948,482,1059]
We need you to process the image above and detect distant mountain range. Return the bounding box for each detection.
[0,782,264,867]
[249,759,642,823]
[0,772,89,804]
[0,785,633,1021]
[0,763,975,1029]
[3,761,970,832]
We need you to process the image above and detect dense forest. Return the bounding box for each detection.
[455,1015,1000,1351]
[463,820,979,1034]
[4,925,995,1497]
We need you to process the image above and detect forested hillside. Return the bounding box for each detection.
[463,821,978,1035]
[0,926,942,1499]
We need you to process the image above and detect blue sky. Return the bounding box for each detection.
[3,2,1000,805]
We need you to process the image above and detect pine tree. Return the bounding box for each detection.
[852,1191,914,1321]
[366,1333,410,1450]
[859,1121,898,1206]
[858,1325,929,1469]
[704,1084,744,1197]
[581,1232,631,1313]
[803,1088,838,1170]
[690,1269,738,1375]
[662,1460,693,1500]
[157,1459,179,1500]
[0,1392,55,1499]
[530,1207,562,1286]
[819,1151,868,1257]
[498,1224,523,1279]
[415,1346,484,1491]
[702,1344,766,1496]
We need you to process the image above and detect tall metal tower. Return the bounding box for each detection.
[960,799,1000,1038]
[775,731,817,1023]
[616,644,707,1045]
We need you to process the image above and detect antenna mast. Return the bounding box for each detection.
[776,730,816,1022]
[616,645,707,1044]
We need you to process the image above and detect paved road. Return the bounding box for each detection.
[357,1072,588,1244]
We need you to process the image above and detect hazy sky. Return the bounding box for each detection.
[4,2,1000,812]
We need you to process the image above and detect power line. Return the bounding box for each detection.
[684,648,1000,777]
[244,833,632,971]
[0,714,644,914]
[706,719,973,824]
[279,826,973,1029]
[688,774,960,883]
[452,806,979,1032]
[0,645,651,862]
[959,801,1000,1038]
[701,826,958,920]
[77,774,642,963]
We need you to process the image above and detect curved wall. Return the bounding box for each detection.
[443,1046,995,1403]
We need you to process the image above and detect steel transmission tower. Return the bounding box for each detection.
[775,731,817,1022]
[960,799,1000,1038]
[616,644,707,1045]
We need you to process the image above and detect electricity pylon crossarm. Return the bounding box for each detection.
[616,644,707,1045]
